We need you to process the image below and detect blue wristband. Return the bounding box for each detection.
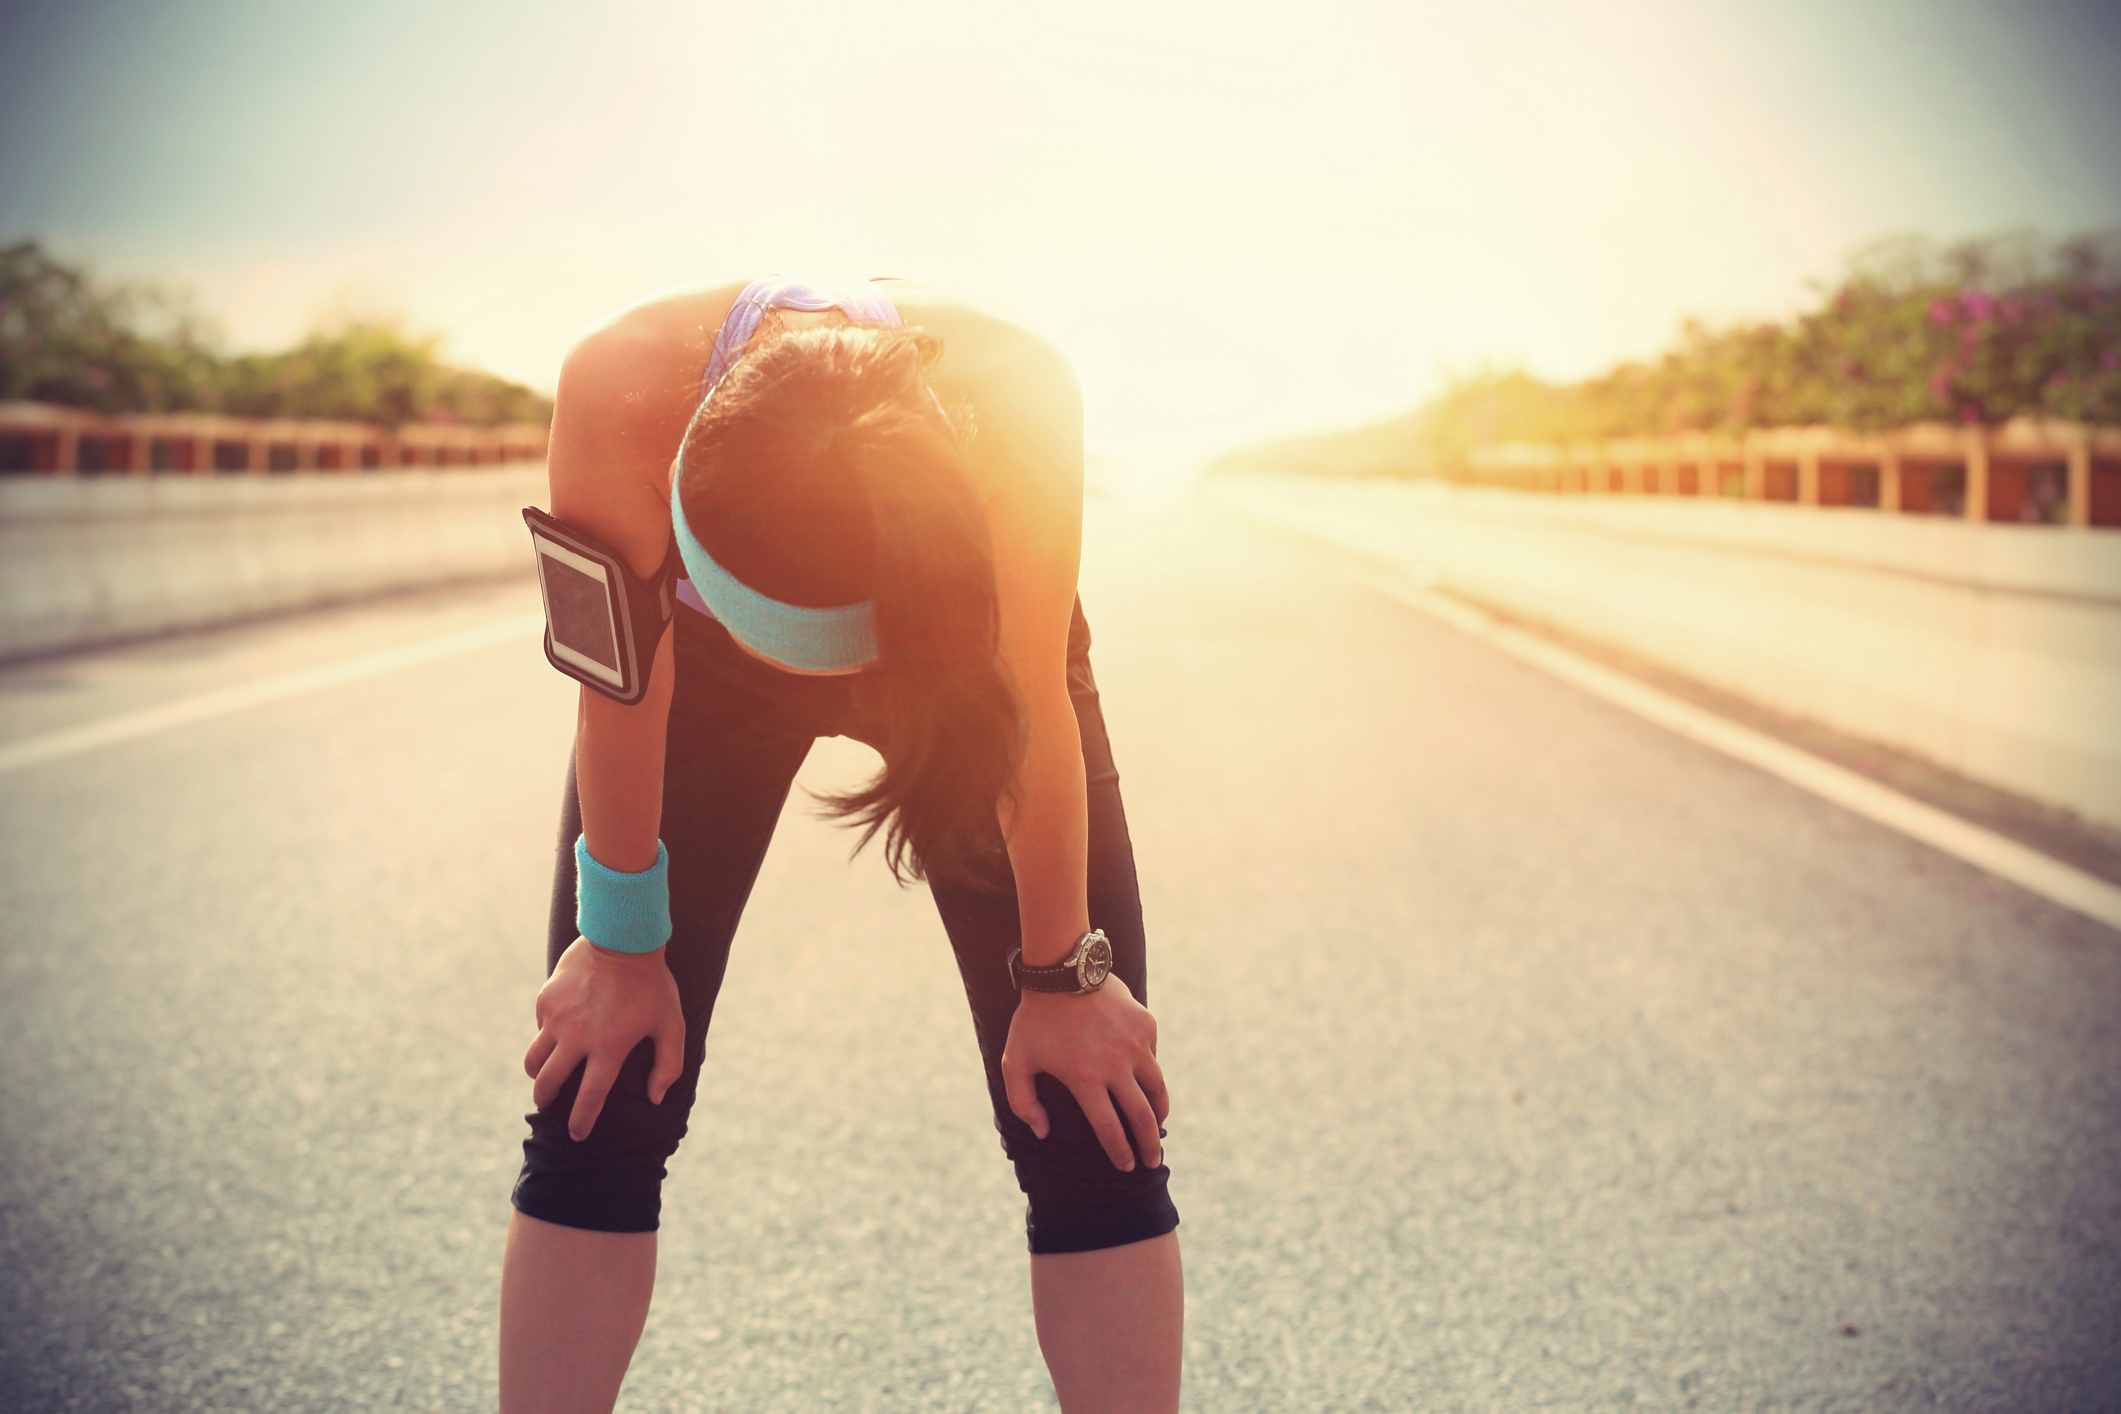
[574,836,672,954]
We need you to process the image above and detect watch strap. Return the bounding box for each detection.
[1008,929,1112,994]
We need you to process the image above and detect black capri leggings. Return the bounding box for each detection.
[511,600,1179,1255]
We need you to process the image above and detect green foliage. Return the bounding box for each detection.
[1748,230,2121,431]
[0,241,221,413]
[1214,230,2121,479]
[0,241,550,428]
[215,321,551,427]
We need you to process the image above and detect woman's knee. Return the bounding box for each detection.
[994,1067,1181,1256]
[512,1037,703,1234]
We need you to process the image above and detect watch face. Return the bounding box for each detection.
[1078,933,1113,990]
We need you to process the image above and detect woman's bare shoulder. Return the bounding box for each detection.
[562,278,754,398]
[887,284,1075,388]
[890,284,1082,504]
[546,279,754,570]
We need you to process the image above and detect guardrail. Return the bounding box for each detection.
[0,463,548,661]
[1458,418,2121,529]
[1202,471,2121,831]
[0,400,549,473]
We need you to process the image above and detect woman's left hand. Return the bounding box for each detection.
[1000,982,1169,1172]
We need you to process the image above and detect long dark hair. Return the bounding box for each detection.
[677,323,1023,886]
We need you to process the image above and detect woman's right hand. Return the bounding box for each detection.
[523,936,686,1142]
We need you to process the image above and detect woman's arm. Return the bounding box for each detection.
[961,328,1170,1175]
[548,314,690,875]
[520,310,705,1142]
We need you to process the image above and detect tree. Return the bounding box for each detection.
[0,241,220,413]
[1212,229,2121,480]
[0,241,552,428]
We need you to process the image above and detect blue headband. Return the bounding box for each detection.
[670,472,878,672]
[668,275,930,672]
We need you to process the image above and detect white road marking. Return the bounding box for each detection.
[1358,570,2121,934]
[0,613,545,776]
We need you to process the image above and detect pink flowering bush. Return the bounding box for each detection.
[1216,232,2121,479]
[1573,231,2121,436]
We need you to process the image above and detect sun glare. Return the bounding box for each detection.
[5,0,2114,490]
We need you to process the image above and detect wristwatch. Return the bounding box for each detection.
[1008,929,1114,994]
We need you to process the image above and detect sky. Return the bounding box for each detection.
[2,0,2118,484]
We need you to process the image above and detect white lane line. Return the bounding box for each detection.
[0,613,545,776]
[1355,570,2121,934]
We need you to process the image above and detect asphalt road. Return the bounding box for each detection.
[3,498,2117,1413]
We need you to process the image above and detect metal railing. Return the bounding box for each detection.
[0,401,549,475]
[1459,418,2121,529]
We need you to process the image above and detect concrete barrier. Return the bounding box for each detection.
[1202,472,2121,831]
[0,464,547,661]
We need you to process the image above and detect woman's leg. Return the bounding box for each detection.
[502,618,834,1413]
[926,631,1184,1412]
[1032,1232,1184,1414]
[498,1215,657,1414]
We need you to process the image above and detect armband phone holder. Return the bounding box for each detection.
[523,506,675,705]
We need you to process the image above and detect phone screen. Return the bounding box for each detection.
[533,533,624,685]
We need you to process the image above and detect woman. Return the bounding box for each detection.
[498,275,1182,1414]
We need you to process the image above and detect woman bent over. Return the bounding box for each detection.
[498,275,1181,1413]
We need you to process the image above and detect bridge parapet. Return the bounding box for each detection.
[0,401,549,475]
[0,461,547,661]
[1462,420,2121,530]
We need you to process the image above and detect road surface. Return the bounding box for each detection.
[3,498,2117,1412]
